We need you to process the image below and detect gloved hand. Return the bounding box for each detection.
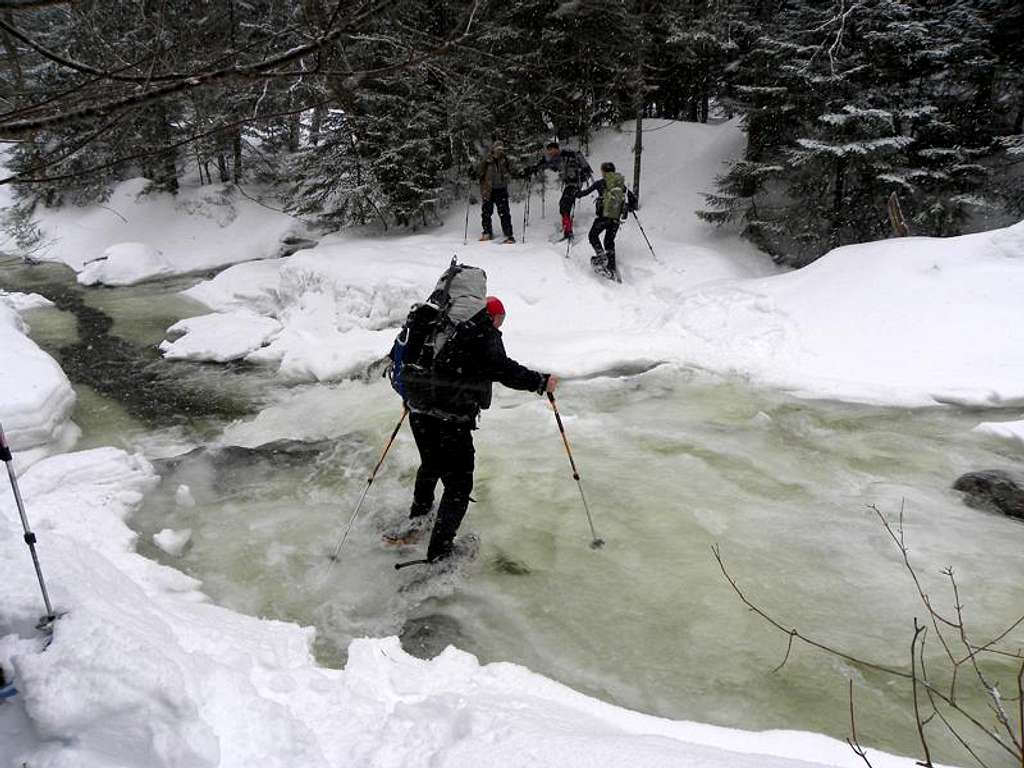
[469,193,479,205]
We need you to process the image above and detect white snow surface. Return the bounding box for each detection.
[175,121,1024,407]
[0,301,77,466]
[26,178,305,285]
[0,449,931,768]
[160,309,282,362]
[0,290,54,311]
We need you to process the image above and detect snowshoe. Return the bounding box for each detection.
[479,233,493,242]
[548,231,575,244]
[501,236,516,244]
[395,533,480,595]
[379,510,434,547]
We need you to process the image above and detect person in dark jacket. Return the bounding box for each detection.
[478,141,516,243]
[530,142,592,240]
[395,295,558,562]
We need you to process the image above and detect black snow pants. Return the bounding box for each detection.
[588,217,619,257]
[409,412,475,561]
[481,187,513,238]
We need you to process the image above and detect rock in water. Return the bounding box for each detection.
[953,470,1024,519]
[400,614,467,659]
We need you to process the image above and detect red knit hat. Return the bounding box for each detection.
[486,296,506,318]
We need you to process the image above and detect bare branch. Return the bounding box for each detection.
[847,680,876,768]
[911,619,934,766]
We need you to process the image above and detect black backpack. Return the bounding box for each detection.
[387,260,485,412]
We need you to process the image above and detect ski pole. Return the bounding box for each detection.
[546,393,604,549]
[0,423,57,629]
[463,195,470,246]
[565,197,577,260]
[522,177,530,244]
[327,407,408,564]
[630,209,658,261]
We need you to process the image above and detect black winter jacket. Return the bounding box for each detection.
[427,310,547,422]
[532,149,593,187]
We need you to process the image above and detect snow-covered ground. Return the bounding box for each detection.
[25,178,308,286]
[3,118,1020,767]
[167,122,1024,407]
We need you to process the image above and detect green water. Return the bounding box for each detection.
[4,256,1023,766]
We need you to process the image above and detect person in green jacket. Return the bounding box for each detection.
[576,162,635,279]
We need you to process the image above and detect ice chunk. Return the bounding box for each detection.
[153,527,192,557]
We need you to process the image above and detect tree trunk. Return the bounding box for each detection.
[232,130,242,182]
[830,157,846,248]
[632,0,645,206]
[288,113,301,153]
[310,104,325,146]
[218,153,229,183]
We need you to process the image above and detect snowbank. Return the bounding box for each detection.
[0,290,54,312]
[168,121,1024,407]
[0,448,930,768]
[0,301,77,466]
[173,123,1024,406]
[675,220,1024,406]
[25,178,307,286]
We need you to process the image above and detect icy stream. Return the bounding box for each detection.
[4,258,1023,765]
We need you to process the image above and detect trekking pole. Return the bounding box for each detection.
[546,393,604,549]
[630,209,658,261]
[565,197,576,260]
[463,195,470,246]
[522,177,530,244]
[327,407,408,564]
[0,423,57,630]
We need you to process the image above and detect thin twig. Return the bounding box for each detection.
[847,680,875,768]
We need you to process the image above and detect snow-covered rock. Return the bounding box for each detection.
[974,417,1024,447]
[78,241,169,286]
[0,291,54,312]
[160,309,282,362]
[174,484,196,507]
[153,527,192,556]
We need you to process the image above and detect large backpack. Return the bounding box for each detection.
[387,260,487,412]
[602,172,627,220]
[561,150,584,186]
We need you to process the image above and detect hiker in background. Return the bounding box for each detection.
[478,141,516,243]
[530,142,592,241]
[576,161,636,279]
[386,267,558,562]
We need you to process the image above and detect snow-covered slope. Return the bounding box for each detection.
[26,178,306,286]
[172,121,1024,407]
[0,448,935,768]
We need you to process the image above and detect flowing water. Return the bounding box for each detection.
[4,256,1023,766]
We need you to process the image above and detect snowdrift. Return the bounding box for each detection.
[0,298,77,465]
